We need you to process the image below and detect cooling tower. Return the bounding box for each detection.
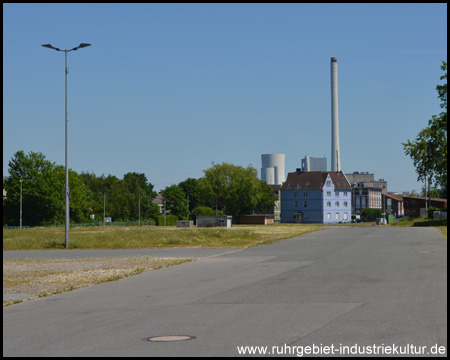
[331,57,341,172]
[261,154,286,185]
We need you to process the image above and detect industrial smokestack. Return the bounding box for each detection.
[331,57,341,172]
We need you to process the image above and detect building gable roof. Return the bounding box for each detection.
[384,193,403,202]
[280,171,351,191]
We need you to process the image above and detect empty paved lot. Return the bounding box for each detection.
[3,227,447,357]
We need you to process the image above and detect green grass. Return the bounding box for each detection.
[3,224,324,250]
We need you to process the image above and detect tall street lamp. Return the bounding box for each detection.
[19,179,23,229]
[42,43,91,248]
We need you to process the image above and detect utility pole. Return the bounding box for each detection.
[187,195,189,221]
[164,199,166,226]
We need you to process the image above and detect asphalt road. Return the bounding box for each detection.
[3,227,447,357]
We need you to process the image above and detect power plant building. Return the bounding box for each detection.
[261,154,286,185]
[301,156,327,172]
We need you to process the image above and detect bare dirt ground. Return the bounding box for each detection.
[3,257,191,306]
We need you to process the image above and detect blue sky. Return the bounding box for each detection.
[3,3,447,193]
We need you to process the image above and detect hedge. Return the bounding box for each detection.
[155,215,178,226]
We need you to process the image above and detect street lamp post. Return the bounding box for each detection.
[19,179,23,229]
[104,192,106,226]
[42,43,91,248]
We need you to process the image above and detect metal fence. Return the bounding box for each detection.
[3,220,156,229]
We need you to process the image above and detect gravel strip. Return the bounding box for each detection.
[3,257,192,305]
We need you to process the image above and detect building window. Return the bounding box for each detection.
[344,201,348,207]
[294,192,298,197]
[294,201,298,208]
[303,191,308,197]
[327,191,331,197]
[304,201,307,208]
[327,201,331,208]
[344,191,348,197]
[335,191,339,197]
[344,213,348,220]
[327,213,331,220]
[304,212,308,219]
[335,201,339,208]
[326,180,331,186]
[336,213,339,219]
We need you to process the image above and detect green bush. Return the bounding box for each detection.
[155,215,178,226]
[426,206,441,219]
[361,208,383,222]
[413,219,447,227]
[191,206,224,222]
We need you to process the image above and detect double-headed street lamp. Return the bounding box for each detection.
[42,43,91,248]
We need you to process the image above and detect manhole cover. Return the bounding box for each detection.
[144,336,196,342]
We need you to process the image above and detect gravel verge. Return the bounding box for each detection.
[3,257,192,306]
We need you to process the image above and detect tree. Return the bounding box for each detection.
[199,162,277,217]
[4,151,55,226]
[178,178,202,212]
[403,61,447,196]
[161,184,188,219]
[123,172,157,221]
[420,186,440,199]
[79,172,158,222]
[3,151,90,226]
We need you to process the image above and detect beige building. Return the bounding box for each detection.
[351,186,382,215]
[346,172,388,194]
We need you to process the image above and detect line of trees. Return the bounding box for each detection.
[3,152,276,227]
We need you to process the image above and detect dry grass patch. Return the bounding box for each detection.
[3,257,191,305]
[3,224,325,250]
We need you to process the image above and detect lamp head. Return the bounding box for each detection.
[72,43,92,51]
[41,44,61,51]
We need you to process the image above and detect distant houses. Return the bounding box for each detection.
[403,196,447,218]
[382,193,404,217]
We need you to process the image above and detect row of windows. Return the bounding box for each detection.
[327,212,349,220]
[326,191,349,197]
[326,180,343,187]
[294,201,349,208]
[293,191,309,197]
[291,212,349,221]
[327,201,348,208]
[294,201,308,208]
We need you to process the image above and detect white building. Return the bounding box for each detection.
[301,156,327,172]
